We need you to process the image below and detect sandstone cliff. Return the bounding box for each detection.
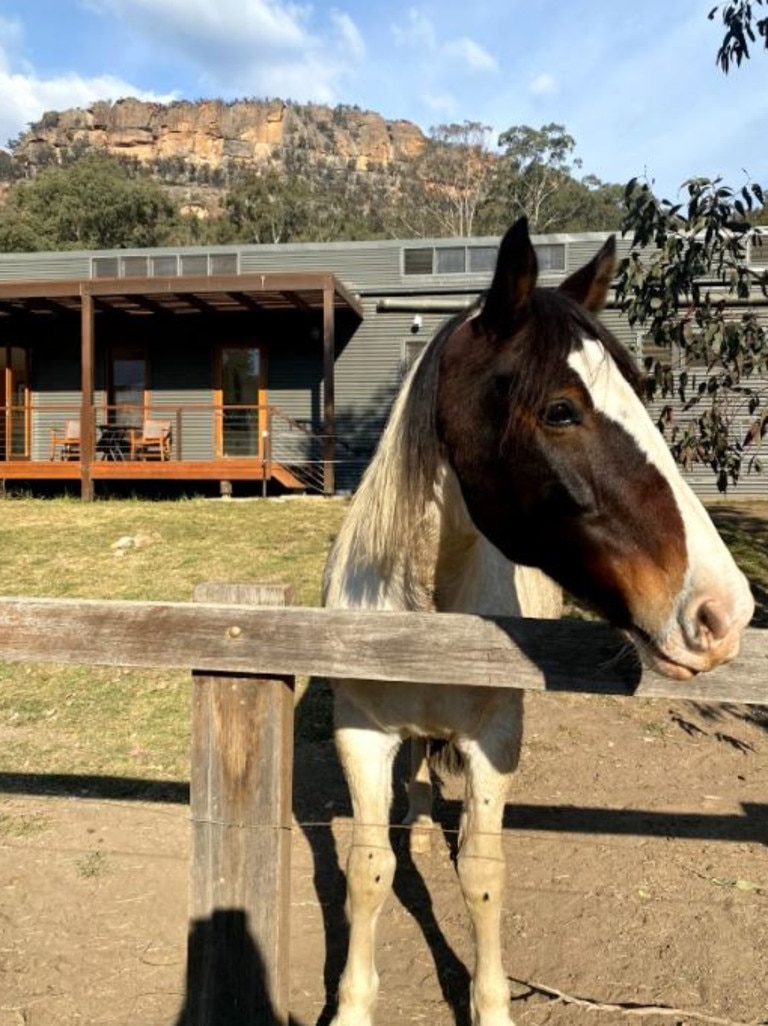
[13,97,427,179]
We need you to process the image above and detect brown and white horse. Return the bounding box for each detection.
[322,218,753,1026]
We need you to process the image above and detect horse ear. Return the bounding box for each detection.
[559,235,616,312]
[481,217,538,336]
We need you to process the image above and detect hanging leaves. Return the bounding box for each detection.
[709,1,768,73]
[616,176,768,490]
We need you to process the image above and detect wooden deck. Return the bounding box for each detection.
[0,459,306,488]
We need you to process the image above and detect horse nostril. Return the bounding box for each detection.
[695,598,731,645]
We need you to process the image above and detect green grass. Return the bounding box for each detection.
[0,495,348,784]
[0,494,345,604]
[0,495,765,789]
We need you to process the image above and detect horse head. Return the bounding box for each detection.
[437,217,754,679]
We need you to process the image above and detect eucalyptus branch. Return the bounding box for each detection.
[617,175,768,490]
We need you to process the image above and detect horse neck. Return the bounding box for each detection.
[324,446,562,619]
[434,478,564,618]
[432,463,527,616]
[326,458,514,617]
[322,332,562,617]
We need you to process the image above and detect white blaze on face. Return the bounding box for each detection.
[568,340,753,675]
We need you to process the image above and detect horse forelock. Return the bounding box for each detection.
[497,289,643,433]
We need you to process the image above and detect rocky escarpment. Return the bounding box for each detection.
[13,97,427,179]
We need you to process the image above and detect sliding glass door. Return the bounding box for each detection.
[217,345,266,457]
[0,346,28,460]
[110,348,147,427]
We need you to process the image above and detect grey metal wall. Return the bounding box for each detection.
[0,230,625,294]
[3,230,768,500]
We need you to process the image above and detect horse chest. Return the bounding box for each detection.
[333,677,520,739]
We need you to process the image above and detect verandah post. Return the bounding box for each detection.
[186,582,295,1026]
[322,278,336,496]
[79,289,95,502]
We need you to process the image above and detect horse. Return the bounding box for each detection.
[321,217,753,1026]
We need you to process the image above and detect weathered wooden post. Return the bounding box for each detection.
[186,583,295,1026]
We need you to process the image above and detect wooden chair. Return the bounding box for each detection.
[129,418,172,461]
[50,419,81,460]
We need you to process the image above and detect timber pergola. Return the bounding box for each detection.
[0,272,364,499]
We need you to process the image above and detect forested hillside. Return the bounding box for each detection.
[0,97,631,251]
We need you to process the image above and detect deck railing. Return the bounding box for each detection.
[9,403,349,493]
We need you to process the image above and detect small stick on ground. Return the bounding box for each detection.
[508,976,768,1025]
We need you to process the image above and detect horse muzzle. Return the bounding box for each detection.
[630,572,754,680]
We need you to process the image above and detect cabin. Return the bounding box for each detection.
[0,232,766,498]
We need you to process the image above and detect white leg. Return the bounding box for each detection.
[456,704,523,1026]
[331,696,400,1026]
[402,737,436,854]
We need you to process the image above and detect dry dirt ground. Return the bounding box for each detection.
[1,688,766,1026]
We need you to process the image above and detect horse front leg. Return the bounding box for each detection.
[332,696,400,1026]
[456,708,523,1026]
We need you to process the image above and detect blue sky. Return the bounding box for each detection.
[0,0,766,201]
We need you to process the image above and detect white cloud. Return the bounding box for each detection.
[85,0,312,52]
[0,32,175,150]
[392,11,496,78]
[529,72,558,97]
[443,37,497,73]
[331,9,366,63]
[84,0,365,104]
[392,8,437,50]
[0,72,175,149]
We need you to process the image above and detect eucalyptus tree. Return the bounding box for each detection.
[5,153,177,249]
[398,121,495,238]
[479,123,623,233]
[225,168,313,244]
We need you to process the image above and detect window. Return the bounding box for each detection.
[181,255,208,276]
[122,256,149,278]
[403,248,434,275]
[435,247,466,274]
[534,244,566,272]
[468,246,497,273]
[152,255,178,276]
[403,243,511,276]
[403,337,427,372]
[749,238,768,266]
[110,347,147,427]
[637,334,684,371]
[217,345,266,457]
[92,252,241,278]
[92,257,119,278]
[210,253,238,274]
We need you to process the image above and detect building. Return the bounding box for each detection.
[0,231,765,498]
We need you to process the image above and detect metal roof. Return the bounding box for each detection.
[0,271,364,320]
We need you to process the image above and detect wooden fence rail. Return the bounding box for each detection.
[0,594,767,702]
[0,588,766,1025]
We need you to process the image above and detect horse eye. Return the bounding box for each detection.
[543,398,579,427]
